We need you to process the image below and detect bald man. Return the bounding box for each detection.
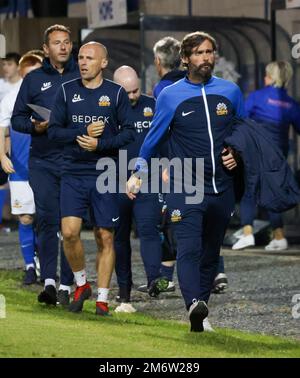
[48,42,135,316]
[113,66,169,308]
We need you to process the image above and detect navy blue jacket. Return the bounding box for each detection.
[153,70,186,99]
[225,118,300,212]
[11,57,79,168]
[136,75,245,194]
[125,94,155,163]
[48,78,135,176]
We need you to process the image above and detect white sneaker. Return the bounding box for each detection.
[114,302,137,313]
[203,317,215,332]
[232,234,255,250]
[265,238,288,251]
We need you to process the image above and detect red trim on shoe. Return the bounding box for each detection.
[96,301,109,315]
[73,282,91,301]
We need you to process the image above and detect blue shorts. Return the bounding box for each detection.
[61,175,119,228]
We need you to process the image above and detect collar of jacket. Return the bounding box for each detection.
[161,69,186,82]
[42,55,77,75]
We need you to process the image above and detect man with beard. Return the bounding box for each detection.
[127,31,245,332]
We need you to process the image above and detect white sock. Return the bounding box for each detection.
[26,263,35,270]
[58,284,71,294]
[97,288,109,303]
[74,269,87,287]
[45,278,56,288]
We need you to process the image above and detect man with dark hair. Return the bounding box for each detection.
[0,52,22,234]
[127,31,245,332]
[12,24,77,306]
[152,35,229,296]
[0,53,22,101]
[43,24,71,45]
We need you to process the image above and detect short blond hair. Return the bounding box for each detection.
[19,54,43,71]
[265,61,293,88]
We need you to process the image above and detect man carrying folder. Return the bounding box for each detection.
[12,25,78,306]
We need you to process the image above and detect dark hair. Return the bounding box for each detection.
[3,52,21,65]
[180,31,217,59]
[43,24,71,45]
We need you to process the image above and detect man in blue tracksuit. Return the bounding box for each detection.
[11,25,77,306]
[113,66,168,306]
[153,36,228,295]
[127,31,245,332]
[48,42,135,316]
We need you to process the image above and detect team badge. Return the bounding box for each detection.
[216,102,228,116]
[13,200,22,209]
[143,107,153,117]
[170,209,182,223]
[99,95,111,107]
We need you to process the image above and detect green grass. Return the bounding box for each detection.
[0,270,300,358]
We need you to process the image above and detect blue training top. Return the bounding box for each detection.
[125,94,155,164]
[48,78,135,176]
[136,75,245,194]
[11,57,79,169]
[245,85,300,156]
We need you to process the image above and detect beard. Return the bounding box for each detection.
[190,62,215,81]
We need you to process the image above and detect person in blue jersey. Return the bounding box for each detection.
[112,66,168,311]
[232,61,300,251]
[152,36,186,100]
[0,53,42,285]
[127,31,244,332]
[48,42,135,316]
[11,25,77,306]
[152,36,229,296]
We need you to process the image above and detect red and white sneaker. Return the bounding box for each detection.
[96,301,110,316]
[69,282,92,313]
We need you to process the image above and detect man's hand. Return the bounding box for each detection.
[1,155,15,174]
[222,147,237,170]
[87,121,105,137]
[126,174,142,200]
[32,119,49,134]
[77,135,98,151]
[162,168,169,184]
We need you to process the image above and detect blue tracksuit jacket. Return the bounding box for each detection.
[11,57,79,167]
[245,85,300,156]
[225,117,300,212]
[136,75,245,194]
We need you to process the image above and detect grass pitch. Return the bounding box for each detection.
[0,270,299,358]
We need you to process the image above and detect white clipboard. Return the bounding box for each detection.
[27,104,51,121]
